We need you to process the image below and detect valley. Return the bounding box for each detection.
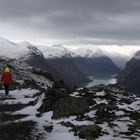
[0,38,139,140]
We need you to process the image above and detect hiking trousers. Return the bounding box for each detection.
[4,84,9,95]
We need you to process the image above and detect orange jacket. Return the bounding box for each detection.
[1,72,12,85]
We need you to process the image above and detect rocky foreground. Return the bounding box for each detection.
[38,81,140,140]
[0,80,140,140]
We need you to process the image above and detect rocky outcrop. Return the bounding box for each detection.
[38,86,69,113]
[73,125,102,139]
[95,103,118,118]
[53,96,89,119]
[39,81,89,118]
[38,82,140,140]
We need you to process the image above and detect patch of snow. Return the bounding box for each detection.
[117,99,140,111]
[96,91,106,96]
[3,97,36,104]
[115,111,125,116]
[70,92,81,98]
[40,111,53,122]
[129,100,140,110]
[113,121,129,133]
[47,124,83,140]
[95,98,108,104]
[118,117,131,121]
[14,94,44,115]
[85,110,96,118]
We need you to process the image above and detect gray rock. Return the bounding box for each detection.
[52,96,89,119]
[95,103,116,118]
[120,98,133,104]
[74,125,102,139]
[38,88,69,113]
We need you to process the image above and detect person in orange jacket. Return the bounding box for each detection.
[1,67,12,96]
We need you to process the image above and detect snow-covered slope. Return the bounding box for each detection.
[37,45,72,59]
[69,46,140,69]
[0,38,30,59]
[0,38,135,70]
[0,38,44,62]
[71,48,104,58]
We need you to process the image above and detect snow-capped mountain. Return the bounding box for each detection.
[0,37,137,70]
[133,50,140,60]
[69,48,120,75]
[117,50,140,93]
[37,44,72,59]
[0,38,140,139]
[71,48,103,58]
[0,38,43,61]
[0,37,138,88]
[0,38,89,87]
[0,38,30,59]
[70,46,140,70]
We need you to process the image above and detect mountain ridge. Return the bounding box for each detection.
[0,38,121,87]
[117,50,140,93]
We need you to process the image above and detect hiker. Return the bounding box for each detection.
[1,67,12,96]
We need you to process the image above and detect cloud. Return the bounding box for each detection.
[0,0,140,45]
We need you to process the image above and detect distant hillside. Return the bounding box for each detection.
[117,50,140,93]
[72,56,120,76]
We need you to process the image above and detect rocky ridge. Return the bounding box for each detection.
[117,50,140,93]
[39,82,140,140]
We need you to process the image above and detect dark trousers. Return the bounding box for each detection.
[4,85,9,95]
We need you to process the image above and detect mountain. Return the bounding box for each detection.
[0,38,130,88]
[106,53,130,70]
[71,47,134,70]
[0,38,32,59]
[1,67,140,140]
[0,39,89,87]
[0,40,140,139]
[117,50,140,93]
[37,45,90,87]
[73,56,120,76]
[71,48,120,75]
[37,44,72,58]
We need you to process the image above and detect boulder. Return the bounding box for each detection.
[120,98,133,104]
[103,93,117,101]
[52,96,89,119]
[52,80,68,89]
[38,87,69,113]
[74,125,102,139]
[95,103,116,118]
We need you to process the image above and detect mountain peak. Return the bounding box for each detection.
[133,50,140,60]
[18,41,34,47]
[73,48,103,58]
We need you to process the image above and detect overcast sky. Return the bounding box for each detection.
[0,0,140,46]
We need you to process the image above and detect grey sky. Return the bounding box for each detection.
[0,0,140,45]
